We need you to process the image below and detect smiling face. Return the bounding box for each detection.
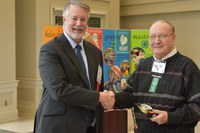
[149,21,176,59]
[63,4,89,43]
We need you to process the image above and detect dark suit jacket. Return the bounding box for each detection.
[34,33,104,133]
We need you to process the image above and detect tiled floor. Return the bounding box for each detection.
[0,116,34,133]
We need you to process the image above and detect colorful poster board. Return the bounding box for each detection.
[43,25,103,51]
[83,28,102,50]
[42,25,152,92]
[130,29,152,73]
[43,25,63,44]
[103,29,130,93]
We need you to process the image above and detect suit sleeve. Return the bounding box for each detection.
[39,42,99,110]
[115,73,135,109]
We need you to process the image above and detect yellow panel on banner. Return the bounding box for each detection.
[43,25,63,44]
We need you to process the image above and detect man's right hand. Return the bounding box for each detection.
[99,90,115,109]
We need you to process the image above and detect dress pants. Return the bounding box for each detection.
[86,125,96,133]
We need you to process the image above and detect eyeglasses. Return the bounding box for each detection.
[150,33,174,41]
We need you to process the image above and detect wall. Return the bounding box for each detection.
[16,0,49,116]
[0,1,16,81]
[120,0,200,67]
[0,0,18,123]
[49,0,120,28]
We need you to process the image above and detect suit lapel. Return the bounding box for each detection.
[84,41,96,90]
[56,33,90,88]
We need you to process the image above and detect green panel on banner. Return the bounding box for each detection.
[130,29,152,73]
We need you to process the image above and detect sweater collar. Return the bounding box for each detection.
[153,47,177,62]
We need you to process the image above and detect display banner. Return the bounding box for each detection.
[130,29,152,73]
[43,25,102,51]
[43,25,63,44]
[83,28,102,50]
[42,25,152,92]
[103,29,130,93]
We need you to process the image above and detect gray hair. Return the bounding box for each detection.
[62,0,90,17]
[151,20,175,34]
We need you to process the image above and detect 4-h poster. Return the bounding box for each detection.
[43,25,103,50]
[83,28,102,50]
[43,25,63,43]
[103,29,130,93]
[130,29,152,73]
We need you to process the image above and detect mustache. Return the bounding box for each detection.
[72,26,83,30]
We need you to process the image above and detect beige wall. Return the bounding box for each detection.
[120,0,200,67]
[16,0,50,80]
[16,0,36,79]
[0,0,16,81]
[0,0,18,123]
[15,0,50,116]
[49,0,119,28]
[36,0,50,79]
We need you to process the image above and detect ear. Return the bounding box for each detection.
[62,16,66,23]
[172,34,176,39]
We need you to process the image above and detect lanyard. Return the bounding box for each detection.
[148,61,166,93]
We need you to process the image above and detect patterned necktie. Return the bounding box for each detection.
[76,45,87,74]
[76,45,94,126]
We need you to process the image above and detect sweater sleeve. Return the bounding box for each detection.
[168,66,200,125]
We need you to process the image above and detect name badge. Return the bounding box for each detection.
[151,61,166,74]
[96,65,102,84]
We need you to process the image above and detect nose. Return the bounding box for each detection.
[76,19,82,26]
[155,38,160,42]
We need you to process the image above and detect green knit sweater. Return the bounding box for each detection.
[115,52,200,133]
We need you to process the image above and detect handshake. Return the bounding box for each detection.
[99,90,115,110]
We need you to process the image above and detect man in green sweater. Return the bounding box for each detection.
[115,20,200,133]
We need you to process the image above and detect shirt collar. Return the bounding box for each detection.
[63,31,83,49]
[153,47,177,61]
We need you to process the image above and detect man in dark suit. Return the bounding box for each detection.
[33,1,115,133]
